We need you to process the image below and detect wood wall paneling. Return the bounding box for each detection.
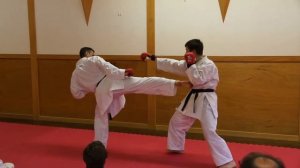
[28,0,40,120]
[38,58,95,119]
[217,62,300,135]
[146,0,157,127]
[0,58,33,118]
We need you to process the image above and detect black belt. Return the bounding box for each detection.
[96,75,107,87]
[181,89,214,113]
[108,113,112,120]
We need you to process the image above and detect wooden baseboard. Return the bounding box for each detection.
[0,113,34,120]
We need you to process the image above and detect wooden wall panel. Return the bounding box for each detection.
[112,94,148,123]
[38,59,95,119]
[0,58,32,117]
[217,62,300,135]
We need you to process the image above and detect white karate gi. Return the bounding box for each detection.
[70,56,177,147]
[156,56,233,166]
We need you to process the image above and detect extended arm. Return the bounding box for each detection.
[94,56,133,79]
[140,52,187,76]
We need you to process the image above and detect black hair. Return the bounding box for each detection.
[79,47,95,58]
[240,152,285,168]
[83,141,107,168]
[185,39,203,55]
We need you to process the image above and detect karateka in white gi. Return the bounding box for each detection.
[141,39,236,168]
[70,47,191,148]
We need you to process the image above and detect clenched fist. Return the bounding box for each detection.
[140,52,156,61]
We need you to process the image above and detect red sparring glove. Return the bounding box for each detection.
[125,68,134,77]
[140,52,156,61]
[184,52,196,68]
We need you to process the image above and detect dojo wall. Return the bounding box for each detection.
[0,0,300,146]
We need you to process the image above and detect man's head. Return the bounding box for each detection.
[240,152,285,168]
[79,47,95,58]
[83,141,107,168]
[185,39,203,56]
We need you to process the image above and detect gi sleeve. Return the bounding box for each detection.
[70,72,88,99]
[156,58,187,76]
[93,56,125,80]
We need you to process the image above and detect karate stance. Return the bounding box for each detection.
[141,39,236,168]
[71,47,190,147]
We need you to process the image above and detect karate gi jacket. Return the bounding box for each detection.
[70,56,126,118]
[156,56,219,119]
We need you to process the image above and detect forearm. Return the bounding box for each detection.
[156,58,186,76]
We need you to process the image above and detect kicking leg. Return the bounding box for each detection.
[115,77,178,96]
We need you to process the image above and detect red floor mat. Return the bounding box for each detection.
[0,121,299,168]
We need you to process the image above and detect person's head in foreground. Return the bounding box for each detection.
[83,141,107,168]
[240,152,285,168]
